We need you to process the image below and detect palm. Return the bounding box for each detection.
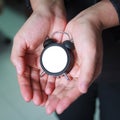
[45,19,103,114]
[45,62,82,114]
[44,41,85,113]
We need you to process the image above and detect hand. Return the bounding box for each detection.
[44,0,120,114]
[45,6,103,114]
[11,0,66,105]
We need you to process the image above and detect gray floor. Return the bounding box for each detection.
[0,6,99,120]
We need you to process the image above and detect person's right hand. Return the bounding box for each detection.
[44,0,120,114]
[11,0,67,106]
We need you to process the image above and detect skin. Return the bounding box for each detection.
[11,0,66,105]
[45,0,119,114]
[11,0,119,114]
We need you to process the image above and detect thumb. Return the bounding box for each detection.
[11,36,26,75]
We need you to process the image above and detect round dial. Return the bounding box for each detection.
[40,44,72,76]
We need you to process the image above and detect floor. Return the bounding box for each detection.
[0,5,99,120]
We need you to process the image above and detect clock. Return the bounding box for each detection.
[40,38,75,76]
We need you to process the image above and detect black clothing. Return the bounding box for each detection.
[110,0,120,23]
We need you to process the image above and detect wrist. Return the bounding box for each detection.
[74,7,103,33]
[96,0,119,29]
[30,0,66,20]
[30,0,65,12]
[30,0,52,10]
[78,0,119,30]
[94,0,119,29]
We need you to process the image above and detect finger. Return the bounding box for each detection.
[40,92,48,107]
[56,87,81,114]
[45,76,56,95]
[46,79,82,114]
[78,52,97,94]
[40,72,48,91]
[40,73,48,106]
[11,35,27,75]
[45,81,65,114]
[11,36,33,102]
[46,95,60,114]
[18,66,33,102]
[69,62,80,78]
[45,85,65,114]
[31,68,43,105]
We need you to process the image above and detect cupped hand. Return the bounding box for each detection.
[11,0,66,106]
[45,8,103,114]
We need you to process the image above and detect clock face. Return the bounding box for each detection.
[41,45,68,74]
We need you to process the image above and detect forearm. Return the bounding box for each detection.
[94,0,119,28]
[30,0,52,10]
[77,0,119,30]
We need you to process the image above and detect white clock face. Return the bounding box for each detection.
[42,46,68,73]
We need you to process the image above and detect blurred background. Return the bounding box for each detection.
[0,0,99,120]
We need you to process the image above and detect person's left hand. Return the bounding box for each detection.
[10,0,67,106]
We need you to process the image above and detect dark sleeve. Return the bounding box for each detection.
[24,0,33,15]
[110,0,120,23]
[25,0,32,11]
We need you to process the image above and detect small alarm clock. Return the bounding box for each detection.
[40,32,75,77]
